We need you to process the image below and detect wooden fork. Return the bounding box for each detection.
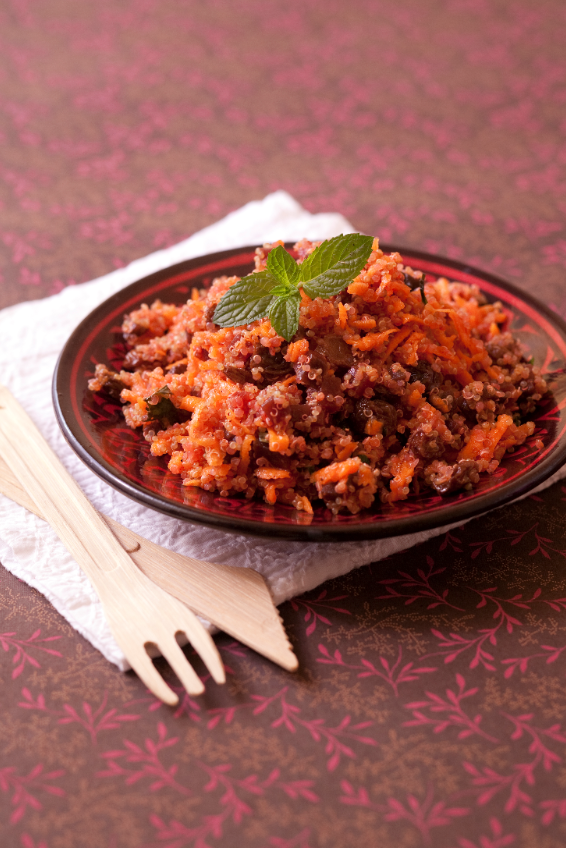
[0,384,225,705]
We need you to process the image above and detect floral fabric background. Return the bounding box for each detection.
[1,1,566,846]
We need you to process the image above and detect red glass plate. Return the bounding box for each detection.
[53,245,566,542]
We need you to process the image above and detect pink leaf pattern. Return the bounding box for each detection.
[0,764,65,825]
[18,688,139,744]
[464,715,566,815]
[339,782,468,844]
[403,673,499,742]
[290,590,351,636]
[317,643,436,696]
[455,816,515,848]
[377,555,464,611]
[0,630,62,679]
[3,2,566,845]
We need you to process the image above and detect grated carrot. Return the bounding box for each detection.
[335,439,358,461]
[256,468,292,480]
[301,495,314,514]
[459,414,513,462]
[279,375,298,387]
[351,315,377,331]
[268,430,290,452]
[239,434,254,474]
[382,324,416,359]
[285,338,309,362]
[265,483,278,504]
[347,281,369,296]
[387,448,420,502]
[312,457,361,486]
[352,328,396,352]
[179,395,205,413]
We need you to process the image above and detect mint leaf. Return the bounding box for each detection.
[300,234,373,299]
[268,291,301,341]
[211,233,375,341]
[300,233,373,281]
[267,245,300,286]
[213,270,278,328]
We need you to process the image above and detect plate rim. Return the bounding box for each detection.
[53,243,566,542]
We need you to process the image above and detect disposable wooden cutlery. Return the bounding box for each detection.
[0,392,298,678]
[0,383,226,705]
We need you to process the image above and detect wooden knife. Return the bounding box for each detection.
[0,455,298,672]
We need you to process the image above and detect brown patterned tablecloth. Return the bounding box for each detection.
[2,2,566,846]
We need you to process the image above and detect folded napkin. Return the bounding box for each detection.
[1,191,564,670]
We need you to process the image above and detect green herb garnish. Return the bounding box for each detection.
[213,233,374,341]
[145,385,183,426]
[403,270,428,305]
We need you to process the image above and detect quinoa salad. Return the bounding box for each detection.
[88,238,548,516]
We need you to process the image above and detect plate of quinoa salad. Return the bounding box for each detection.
[53,239,566,542]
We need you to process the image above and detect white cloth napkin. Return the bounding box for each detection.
[1,190,564,670]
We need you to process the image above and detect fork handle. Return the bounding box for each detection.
[0,385,146,598]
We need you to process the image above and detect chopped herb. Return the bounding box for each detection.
[358,455,371,464]
[145,385,185,426]
[258,428,270,446]
[403,270,428,305]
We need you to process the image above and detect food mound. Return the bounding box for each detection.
[89,238,547,516]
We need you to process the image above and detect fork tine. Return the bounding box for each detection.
[125,643,181,706]
[158,634,207,696]
[175,611,226,685]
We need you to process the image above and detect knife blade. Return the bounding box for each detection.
[0,455,298,672]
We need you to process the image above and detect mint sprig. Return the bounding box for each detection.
[212,233,373,341]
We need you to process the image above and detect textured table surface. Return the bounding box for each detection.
[1,2,566,846]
